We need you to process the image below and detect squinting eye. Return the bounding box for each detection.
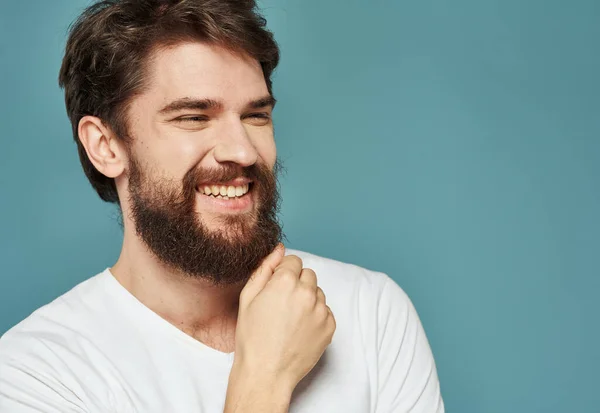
[177,116,209,122]
[245,113,271,122]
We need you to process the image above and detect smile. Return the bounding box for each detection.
[197,183,251,200]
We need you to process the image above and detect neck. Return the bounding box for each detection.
[110,227,245,344]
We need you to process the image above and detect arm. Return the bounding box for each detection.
[375,275,444,413]
[223,362,293,413]
[0,356,86,413]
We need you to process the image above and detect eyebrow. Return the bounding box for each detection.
[247,95,277,110]
[158,95,277,115]
[158,98,223,114]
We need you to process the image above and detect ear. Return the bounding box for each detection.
[78,116,127,179]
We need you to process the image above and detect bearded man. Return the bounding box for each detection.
[0,1,444,412]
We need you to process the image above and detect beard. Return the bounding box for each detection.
[127,156,283,286]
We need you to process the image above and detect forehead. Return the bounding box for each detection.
[144,42,268,107]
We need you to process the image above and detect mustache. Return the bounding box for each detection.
[180,161,279,199]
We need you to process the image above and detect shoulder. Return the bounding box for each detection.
[0,269,120,410]
[0,269,112,359]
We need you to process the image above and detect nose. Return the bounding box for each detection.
[212,116,259,167]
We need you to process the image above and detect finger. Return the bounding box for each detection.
[327,306,336,334]
[240,243,285,306]
[299,268,318,291]
[315,286,326,304]
[272,255,303,279]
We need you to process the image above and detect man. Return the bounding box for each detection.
[0,0,444,412]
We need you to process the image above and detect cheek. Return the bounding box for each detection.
[148,132,212,179]
[127,103,210,181]
[252,130,277,167]
[177,137,210,165]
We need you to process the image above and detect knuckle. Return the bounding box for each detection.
[299,285,317,304]
[315,301,329,319]
[316,287,326,303]
[302,268,316,279]
[286,255,303,268]
[277,269,297,286]
[328,310,337,330]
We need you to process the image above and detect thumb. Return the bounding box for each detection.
[240,243,285,307]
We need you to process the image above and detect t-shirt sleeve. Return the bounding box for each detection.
[0,355,87,413]
[375,274,445,413]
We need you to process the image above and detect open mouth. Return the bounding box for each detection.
[196,182,253,201]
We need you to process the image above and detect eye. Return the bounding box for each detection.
[244,112,272,125]
[176,115,209,123]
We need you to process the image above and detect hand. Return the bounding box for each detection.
[233,244,337,392]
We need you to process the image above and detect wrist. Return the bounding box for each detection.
[226,359,293,412]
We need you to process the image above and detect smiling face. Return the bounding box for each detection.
[119,42,282,284]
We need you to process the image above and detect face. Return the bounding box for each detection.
[122,42,282,284]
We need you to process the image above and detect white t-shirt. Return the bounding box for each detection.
[0,249,444,413]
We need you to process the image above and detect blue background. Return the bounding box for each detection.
[1,1,599,412]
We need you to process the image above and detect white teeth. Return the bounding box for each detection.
[200,183,250,199]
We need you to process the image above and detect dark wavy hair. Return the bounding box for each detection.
[58,0,280,203]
